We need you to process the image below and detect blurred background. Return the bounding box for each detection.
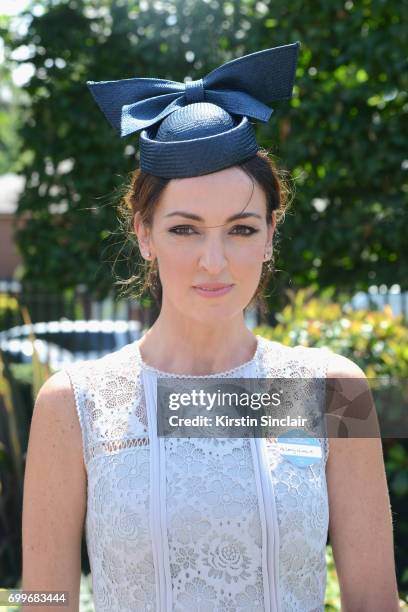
[0,0,407,609]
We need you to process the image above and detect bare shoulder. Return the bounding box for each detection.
[292,344,366,379]
[323,348,366,379]
[322,349,376,441]
[35,368,75,398]
[31,368,84,459]
[26,367,86,500]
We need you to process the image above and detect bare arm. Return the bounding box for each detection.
[21,370,87,612]
[325,353,400,612]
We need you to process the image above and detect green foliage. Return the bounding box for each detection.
[0,15,24,175]
[256,287,408,376]
[325,545,341,610]
[1,0,406,298]
[0,296,54,586]
[261,1,408,292]
[0,352,26,585]
[0,294,20,332]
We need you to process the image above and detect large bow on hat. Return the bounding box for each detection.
[87,41,300,137]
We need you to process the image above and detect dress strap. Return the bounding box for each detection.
[63,360,92,472]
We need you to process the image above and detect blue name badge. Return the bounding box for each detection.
[276,429,323,468]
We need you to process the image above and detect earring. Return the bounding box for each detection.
[263,246,273,261]
[143,250,151,259]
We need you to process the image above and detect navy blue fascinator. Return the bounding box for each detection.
[87,41,300,178]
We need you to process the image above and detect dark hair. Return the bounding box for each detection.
[115,148,293,320]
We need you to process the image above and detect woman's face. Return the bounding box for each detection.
[135,166,276,323]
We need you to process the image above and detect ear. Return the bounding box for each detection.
[266,210,277,248]
[133,211,153,259]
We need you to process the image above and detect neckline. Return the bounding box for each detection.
[133,333,263,378]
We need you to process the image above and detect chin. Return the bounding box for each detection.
[184,301,227,317]
[191,302,246,324]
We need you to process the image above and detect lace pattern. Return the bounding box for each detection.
[64,335,330,611]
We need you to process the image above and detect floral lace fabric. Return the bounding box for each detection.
[64,335,330,611]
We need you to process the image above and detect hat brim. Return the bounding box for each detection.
[139,115,259,178]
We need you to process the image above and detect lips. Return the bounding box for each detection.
[192,283,234,298]
[193,283,234,290]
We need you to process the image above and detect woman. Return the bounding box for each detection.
[22,43,399,611]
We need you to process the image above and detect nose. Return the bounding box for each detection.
[198,234,228,274]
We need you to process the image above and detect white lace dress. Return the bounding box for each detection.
[64,334,331,612]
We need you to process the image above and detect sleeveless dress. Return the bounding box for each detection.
[63,334,331,612]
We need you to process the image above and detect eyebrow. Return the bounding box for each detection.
[164,211,263,222]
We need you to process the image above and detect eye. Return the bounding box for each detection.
[168,225,197,235]
[231,225,259,236]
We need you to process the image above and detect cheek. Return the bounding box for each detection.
[229,241,265,294]
[156,244,193,287]
[228,240,265,272]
